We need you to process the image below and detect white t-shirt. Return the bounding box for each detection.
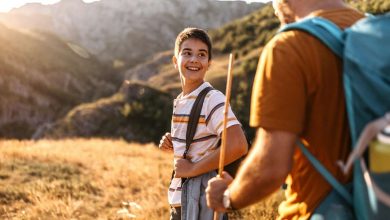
[168,82,240,207]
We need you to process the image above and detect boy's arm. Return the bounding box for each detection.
[174,124,248,178]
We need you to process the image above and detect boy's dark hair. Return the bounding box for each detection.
[174,27,212,60]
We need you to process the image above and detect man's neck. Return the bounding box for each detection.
[294,0,347,20]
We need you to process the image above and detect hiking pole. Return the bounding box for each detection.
[214,53,234,220]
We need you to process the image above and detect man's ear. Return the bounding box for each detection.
[172,56,178,69]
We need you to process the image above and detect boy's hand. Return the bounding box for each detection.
[174,158,195,178]
[159,132,173,152]
[206,171,234,212]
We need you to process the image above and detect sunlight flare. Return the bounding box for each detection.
[0,0,101,12]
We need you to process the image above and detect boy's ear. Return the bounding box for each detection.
[207,60,212,70]
[172,56,178,69]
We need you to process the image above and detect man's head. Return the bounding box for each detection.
[272,0,345,25]
[174,27,212,61]
[272,0,295,25]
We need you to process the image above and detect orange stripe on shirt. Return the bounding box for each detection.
[172,116,206,124]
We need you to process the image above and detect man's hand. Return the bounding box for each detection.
[158,132,173,152]
[174,158,195,178]
[206,171,234,212]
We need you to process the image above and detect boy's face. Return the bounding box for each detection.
[173,38,211,85]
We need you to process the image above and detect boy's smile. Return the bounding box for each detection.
[173,38,211,94]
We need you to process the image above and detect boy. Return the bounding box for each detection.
[159,27,248,220]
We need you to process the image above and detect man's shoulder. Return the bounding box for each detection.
[268,7,364,51]
[310,7,365,29]
[263,30,305,55]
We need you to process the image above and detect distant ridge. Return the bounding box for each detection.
[2,0,388,142]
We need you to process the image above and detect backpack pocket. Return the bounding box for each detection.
[311,184,355,220]
[368,172,390,219]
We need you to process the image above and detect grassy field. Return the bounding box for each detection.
[0,139,282,219]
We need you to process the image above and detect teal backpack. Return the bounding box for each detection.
[280,12,390,220]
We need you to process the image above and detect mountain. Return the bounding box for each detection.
[0,0,264,67]
[0,23,119,139]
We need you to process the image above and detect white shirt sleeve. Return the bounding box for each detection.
[205,90,241,135]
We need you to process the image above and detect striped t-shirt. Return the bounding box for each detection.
[168,82,240,207]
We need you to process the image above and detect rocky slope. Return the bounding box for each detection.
[0,23,119,138]
[0,0,263,67]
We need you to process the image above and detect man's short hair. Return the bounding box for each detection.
[174,27,212,60]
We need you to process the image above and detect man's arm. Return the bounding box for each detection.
[174,124,248,178]
[206,127,297,211]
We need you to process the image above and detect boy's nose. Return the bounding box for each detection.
[189,55,199,62]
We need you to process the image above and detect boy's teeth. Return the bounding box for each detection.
[188,67,199,71]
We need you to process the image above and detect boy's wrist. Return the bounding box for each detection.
[190,161,201,177]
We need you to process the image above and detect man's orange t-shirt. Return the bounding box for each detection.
[250,8,364,219]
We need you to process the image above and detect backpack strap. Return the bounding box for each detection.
[279,17,344,58]
[297,141,353,205]
[183,86,214,159]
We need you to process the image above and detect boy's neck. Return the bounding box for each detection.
[181,80,204,96]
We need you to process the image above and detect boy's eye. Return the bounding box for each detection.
[182,51,191,56]
[198,53,207,57]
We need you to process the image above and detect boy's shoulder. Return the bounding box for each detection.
[204,88,226,110]
[206,87,224,99]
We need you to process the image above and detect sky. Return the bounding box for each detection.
[0,0,271,13]
[217,0,270,3]
[0,0,100,12]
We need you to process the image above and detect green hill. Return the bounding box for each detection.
[209,1,390,138]
[349,0,390,14]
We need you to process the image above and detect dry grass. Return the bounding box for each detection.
[0,139,281,219]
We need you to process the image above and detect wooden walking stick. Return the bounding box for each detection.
[214,53,234,220]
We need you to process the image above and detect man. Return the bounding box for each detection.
[206,0,364,219]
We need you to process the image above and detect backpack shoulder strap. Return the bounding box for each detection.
[297,141,353,205]
[279,17,344,58]
[183,86,214,159]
